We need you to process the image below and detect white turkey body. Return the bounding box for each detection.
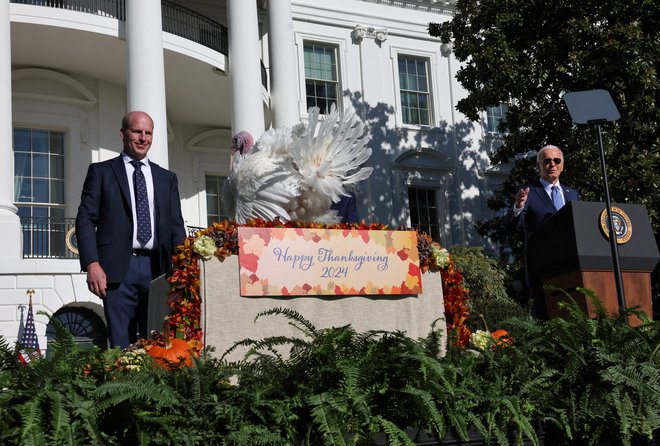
[228,105,372,224]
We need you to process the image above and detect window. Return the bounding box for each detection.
[13,127,66,257]
[408,187,440,242]
[205,174,232,225]
[46,307,107,355]
[304,42,339,114]
[398,55,431,126]
[486,103,508,133]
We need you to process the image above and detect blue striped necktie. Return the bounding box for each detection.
[551,185,563,211]
[131,160,151,245]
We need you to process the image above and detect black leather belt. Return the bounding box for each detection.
[132,249,152,256]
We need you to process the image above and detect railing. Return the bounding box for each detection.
[161,1,227,55]
[11,0,228,56]
[20,218,211,259]
[20,217,79,259]
[12,0,124,19]
[187,226,204,237]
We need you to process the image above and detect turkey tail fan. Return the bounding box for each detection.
[290,104,372,204]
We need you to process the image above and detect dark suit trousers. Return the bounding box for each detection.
[104,253,152,348]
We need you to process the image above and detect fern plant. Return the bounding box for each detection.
[0,295,655,445]
[500,289,660,445]
[0,316,113,445]
[224,307,536,445]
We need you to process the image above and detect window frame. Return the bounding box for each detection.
[485,103,509,135]
[407,186,442,243]
[13,127,66,208]
[397,55,432,127]
[204,173,232,226]
[393,149,453,247]
[390,47,440,129]
[295,33,349,117]
[13,126,68,258]
[302,41,341,115]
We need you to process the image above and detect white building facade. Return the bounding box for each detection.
[0,0,505,351]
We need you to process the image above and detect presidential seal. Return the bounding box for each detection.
[599,206,632,244]
[65,227,79,255]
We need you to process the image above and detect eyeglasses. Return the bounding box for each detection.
[543,158,562,166]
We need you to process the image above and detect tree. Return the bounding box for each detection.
[429,0,660,305]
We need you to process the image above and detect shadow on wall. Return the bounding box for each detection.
[345,91,494,248]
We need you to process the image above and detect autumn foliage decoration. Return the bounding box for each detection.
[167,238,203,344]
[437,254,471,347]
[166,219,471,349]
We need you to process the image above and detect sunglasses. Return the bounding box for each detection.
[543,158,562,166]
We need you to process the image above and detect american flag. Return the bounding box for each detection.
[18,290,42,365]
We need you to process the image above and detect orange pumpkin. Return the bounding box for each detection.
[148,337,194,369]
[147,319,194,369]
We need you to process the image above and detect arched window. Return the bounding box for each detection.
[46,307,107,353]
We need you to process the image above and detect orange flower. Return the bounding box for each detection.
[491,329,511,348]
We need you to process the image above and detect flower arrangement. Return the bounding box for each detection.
[470,314,511,351]
[470,328,511,350]
[470,329,492,350]
[166,219,472,350]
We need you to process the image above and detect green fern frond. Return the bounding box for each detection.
[373,416,415,446]
[308,392,348,446]
[18,394,47,445]
[227,424,289,446]
[45,389,71,442]
[254,307,317,337]
[41,312,76,355]
[221,335,309,362]
[504,397,539,446]
[92,376,181,412]
[402,385,447,437]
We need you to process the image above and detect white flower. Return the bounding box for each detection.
[193,235,216,260]
[470,329,491,350]
[116,348,148,371]
[431,245,450,268]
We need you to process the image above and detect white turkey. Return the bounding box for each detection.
[226,105,372,224]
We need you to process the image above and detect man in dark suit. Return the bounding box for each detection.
[512,145,580,320]
[330,191,358,224]
[76,111,186,348]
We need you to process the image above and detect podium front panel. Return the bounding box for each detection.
[529,201,659,279]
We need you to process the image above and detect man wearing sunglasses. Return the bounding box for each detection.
[512,145,580,319]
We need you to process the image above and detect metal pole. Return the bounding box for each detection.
[595,124,627,315]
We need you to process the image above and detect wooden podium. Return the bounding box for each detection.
[528,201,659,324]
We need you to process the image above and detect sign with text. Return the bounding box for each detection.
[238,227,421,296]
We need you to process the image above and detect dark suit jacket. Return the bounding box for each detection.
[512,179,580,302]
[75,155,186,283]
[513,179,580,245]
[330,192,358,224]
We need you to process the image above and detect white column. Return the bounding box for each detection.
[0,0,22,259]
[268,0,300,128]
[126,0,169,168]
[227,0,265,137]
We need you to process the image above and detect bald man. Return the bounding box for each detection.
[76,111,186,348]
